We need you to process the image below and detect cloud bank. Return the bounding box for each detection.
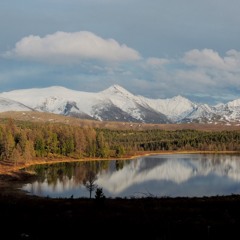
[183,49,240,72]
[2,31,240,104]
[4,31,141,64]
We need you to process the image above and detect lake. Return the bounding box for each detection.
[21,153,240,198]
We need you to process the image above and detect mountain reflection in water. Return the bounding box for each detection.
[22,154,240,198]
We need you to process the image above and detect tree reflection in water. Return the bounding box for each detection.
[83,170,98,199]
[22,154,240,198]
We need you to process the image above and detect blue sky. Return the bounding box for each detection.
[1,0,240,104]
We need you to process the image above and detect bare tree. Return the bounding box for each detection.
[83,170,97,199]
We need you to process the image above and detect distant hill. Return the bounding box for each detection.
[1,111,240,132]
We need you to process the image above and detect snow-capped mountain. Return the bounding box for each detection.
[0,84,240,124]
[0,97,34,112]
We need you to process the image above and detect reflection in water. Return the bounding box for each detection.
[22,154,240,198]
[83,170,98,199]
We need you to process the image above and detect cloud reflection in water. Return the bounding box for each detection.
[22,154,240,198]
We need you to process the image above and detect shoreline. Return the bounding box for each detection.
[0,150,239,176]
[1,150,240,200]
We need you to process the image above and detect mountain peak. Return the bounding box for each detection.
[102,84,133,96]
[107,84,128,91]
[171,95,191,102]
[227,98,240,108]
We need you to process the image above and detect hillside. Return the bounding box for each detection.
[1,111,240,131]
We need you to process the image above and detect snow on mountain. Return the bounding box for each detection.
[180,104,216,123]
[206,99,240,123]
[227,99,240,109]
[139,95,196,121]
[222,99,240,122]
[99,85,144,120]
[98,85,169,122]
[101,85,197,122]
[0,86,99,115]
[0,97,33,112]
[0,84,240,124]
[0,85,170,123]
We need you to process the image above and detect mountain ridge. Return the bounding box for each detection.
[0,85,240,124]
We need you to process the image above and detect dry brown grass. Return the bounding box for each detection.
[1,111,240,131]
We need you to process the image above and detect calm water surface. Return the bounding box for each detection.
[22,154,240,198]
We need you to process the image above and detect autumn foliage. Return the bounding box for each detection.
[1,118,240,165]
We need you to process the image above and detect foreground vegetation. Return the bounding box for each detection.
[1,177,240,240]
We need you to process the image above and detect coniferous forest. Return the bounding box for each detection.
[1,118,240,165]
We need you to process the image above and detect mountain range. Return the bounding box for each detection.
[0,84,240,124]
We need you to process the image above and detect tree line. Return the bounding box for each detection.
[1,118,240,164]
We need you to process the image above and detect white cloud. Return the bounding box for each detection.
[224,50,240,71]
[2,44,240,104]
[178,49,240,92]
[146,57,170,68]
[4,31,141,64]
[135,48,240,103]
[175,69,215,87]
[182,49,225,69]
[182,48,240,72]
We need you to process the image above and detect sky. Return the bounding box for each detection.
[0,0,240,104]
